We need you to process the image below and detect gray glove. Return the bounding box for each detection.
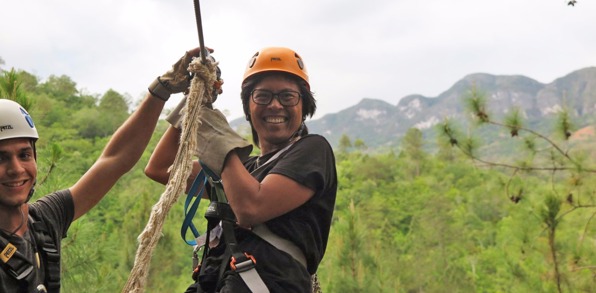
[148,51,197,101]
[196,107,253,177]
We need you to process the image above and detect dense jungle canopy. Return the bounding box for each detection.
[2,67,596,292]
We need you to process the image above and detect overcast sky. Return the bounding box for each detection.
[2,0,595,120]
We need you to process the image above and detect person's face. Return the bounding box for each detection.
[0,138,37,208]
[249,75,303,150]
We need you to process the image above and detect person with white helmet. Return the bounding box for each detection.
[0,47,205,293]
[145,47,337,292]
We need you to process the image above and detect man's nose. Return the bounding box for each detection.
[6,157,25,176]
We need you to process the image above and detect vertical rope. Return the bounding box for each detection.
[311,274,322,293]
[121,58,218,293]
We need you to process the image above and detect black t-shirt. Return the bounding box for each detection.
[0,190,75,293]
[199,134,337,293]
[243,134,337,274]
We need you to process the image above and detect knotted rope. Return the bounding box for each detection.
[122,57,218,293]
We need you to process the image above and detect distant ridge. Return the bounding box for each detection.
[231,67,596,150]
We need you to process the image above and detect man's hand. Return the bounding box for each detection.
[148,47,212,101]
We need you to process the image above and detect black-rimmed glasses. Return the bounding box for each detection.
[251,89,301,106]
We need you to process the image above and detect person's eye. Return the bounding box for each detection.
[256,93,270,99]
[19,152,34,160]
[281,92,296,100]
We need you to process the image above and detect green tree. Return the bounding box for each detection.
[71,90,129,138]
[14,63,596,293]
[437,86,596,293]
[0,68,31,108]
[98,89,130,131]
[353,138,367,152]
[16,70,40,93]
[99,89,129,114]
[338,133,352,154]
[40,74,78,100]
[434,127,459,162]
[39,74,95,111]
[401,127,426,177]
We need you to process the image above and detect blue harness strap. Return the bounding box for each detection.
[181,167,208,246]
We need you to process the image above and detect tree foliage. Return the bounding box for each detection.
[0,68,31,108]
[437,86,596,293]
[3,68,596,292]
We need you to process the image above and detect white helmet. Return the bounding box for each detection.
[0,99,39,142]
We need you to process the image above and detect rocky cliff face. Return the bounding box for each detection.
[232,67,596,150]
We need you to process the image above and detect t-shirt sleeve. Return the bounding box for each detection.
[268,135,335,192]
[29,190,75,239]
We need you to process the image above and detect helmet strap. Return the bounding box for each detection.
[26,180,36,203]
[289,122,305,142]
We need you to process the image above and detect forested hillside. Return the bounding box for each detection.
[2,68,596,292]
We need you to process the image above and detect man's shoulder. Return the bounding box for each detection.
[28,190,75,238]
[29,190,73,215]
[296,134,333,152]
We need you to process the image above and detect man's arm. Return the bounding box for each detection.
[68,47,205,220]
[145,125,202,193]
[69,95,165,220]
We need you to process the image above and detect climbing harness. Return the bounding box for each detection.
[0,215,61,293]
[201,166,270,293]
[180,137,309,293]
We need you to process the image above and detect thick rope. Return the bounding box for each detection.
[122,58,218,293]
[311,274,322,293]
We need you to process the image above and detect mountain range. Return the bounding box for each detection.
[231,67,596,151]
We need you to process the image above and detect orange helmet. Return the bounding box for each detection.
[243,47,309,86]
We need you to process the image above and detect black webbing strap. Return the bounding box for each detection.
[198,164,269,292]
[216,202,268,292]
[0,216,60,292]
[0,235,35,281]
[29,216,60,292]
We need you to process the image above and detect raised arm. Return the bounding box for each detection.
[69,95,165,219]
[145,125,201,193]
[69,48,203,220]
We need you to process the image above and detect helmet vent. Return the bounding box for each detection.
[295,53,305,70]
[248,57,257,68]
[247,52,259,68]
[20,108,35,128]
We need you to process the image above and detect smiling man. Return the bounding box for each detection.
[145,47,338,293]
[0,95,165,292]
[0,47,204,293]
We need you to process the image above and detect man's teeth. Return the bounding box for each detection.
[266,117,285,123]
[5,181,25,187]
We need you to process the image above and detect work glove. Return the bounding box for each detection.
[165,96,187,129]
[164,69,221,129]
[148,50,198,101]
[196,106,253,177]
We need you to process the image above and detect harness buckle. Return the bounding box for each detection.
[230,252,256,272]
